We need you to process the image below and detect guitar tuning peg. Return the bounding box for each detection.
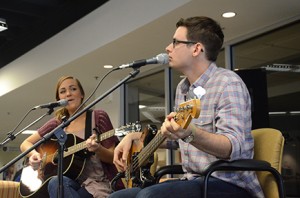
[134,122,142,132]
[63,146,68,152]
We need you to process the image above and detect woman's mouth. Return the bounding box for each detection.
[67,99,74,103]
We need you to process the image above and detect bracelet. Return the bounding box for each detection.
[189,124,197,136]
[182,124,197,143]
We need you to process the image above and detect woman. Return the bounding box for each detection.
[20,76,122,198]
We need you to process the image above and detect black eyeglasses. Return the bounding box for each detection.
[172,38,197,48]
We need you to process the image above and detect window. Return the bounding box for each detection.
[232,21,300,197]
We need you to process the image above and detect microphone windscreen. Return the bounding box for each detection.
[156,53,169,65]
[58,99,68,107]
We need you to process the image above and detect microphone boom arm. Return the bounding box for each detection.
[0,107,55,147]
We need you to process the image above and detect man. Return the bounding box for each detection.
[109,16,264,198]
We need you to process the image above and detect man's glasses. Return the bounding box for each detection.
[172,38,197,48]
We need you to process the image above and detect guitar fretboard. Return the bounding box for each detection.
[135,132,165,170]
[129,99,200,172]
[63,129,116,158]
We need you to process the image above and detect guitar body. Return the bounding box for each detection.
[19,134,89,198]
[111,99,201,191]
[19,123,140,197]
[111,125,158,190]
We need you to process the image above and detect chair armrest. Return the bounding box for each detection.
[154,165,184,183]
[202,159,271,175]
[202,159,285,198]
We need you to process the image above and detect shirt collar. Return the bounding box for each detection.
[180,62,217,95]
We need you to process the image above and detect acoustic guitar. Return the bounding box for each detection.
[19,123,140,198]
[111,99,200,190]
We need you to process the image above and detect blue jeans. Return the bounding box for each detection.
[48,176,93,198]
[108,177,253,198]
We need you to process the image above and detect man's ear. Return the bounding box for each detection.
[192,43,204,56]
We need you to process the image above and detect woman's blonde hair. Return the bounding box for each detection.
[54,76,85,121]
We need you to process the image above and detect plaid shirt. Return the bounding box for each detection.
[175,63,264,198]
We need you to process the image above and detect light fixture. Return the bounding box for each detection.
[263,64,300,73]
[0,18,8,32]
[290,111,300,115]
[103,65,113,69]
[269,112,286,115]
[22,130,36,135]
[222,12,236,18]
[139,105,146,109]
[269,111,300,116]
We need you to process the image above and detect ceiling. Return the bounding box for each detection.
[0,0,109,68]
[0,0,300,150]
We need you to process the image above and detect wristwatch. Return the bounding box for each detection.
[182,129,195,143]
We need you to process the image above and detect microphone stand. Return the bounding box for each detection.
[0,68,140,198]
[0,108,54,148]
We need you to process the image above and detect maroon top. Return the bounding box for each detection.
[38,109,124,190]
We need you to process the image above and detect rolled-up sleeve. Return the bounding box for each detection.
[215,81,252,160]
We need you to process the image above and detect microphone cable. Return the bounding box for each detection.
[72,67,119,115]
[73,53,168,115]
[1,67,118,145]
[1,107,35,146]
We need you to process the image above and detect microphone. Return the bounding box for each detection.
[118,53,169,69]
[33,99,68,110]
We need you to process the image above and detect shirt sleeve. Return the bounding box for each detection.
[215,81,252,160]
[38,118,60,137]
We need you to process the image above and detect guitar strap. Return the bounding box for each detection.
[84,109,93,140]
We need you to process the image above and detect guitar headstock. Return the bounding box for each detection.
[174,99,201,129]
[114,121,142,137]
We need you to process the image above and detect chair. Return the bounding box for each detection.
[0,180,22,198]
[154,128,285,198]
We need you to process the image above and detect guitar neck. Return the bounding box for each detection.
[129,99,200,172]
[133,131,165,171]
[63,129,116,157]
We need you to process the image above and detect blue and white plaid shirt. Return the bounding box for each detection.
[176,63,264,198]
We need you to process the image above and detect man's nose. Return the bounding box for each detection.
[165,43,172,53]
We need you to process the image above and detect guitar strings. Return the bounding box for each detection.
[129,101,195,172]
[130,132,166,172]
[125,99,199,188]
[129,118,174,172]
[38,129,117,165]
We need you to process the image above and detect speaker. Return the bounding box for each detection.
[235,68,269,129]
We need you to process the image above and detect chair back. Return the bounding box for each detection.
[0,180,22,198]
[252,128,284,198]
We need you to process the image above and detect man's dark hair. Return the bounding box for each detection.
[176,16,224,62]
